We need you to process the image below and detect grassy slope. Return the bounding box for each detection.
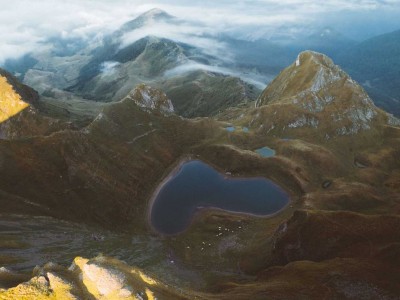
[0,55,400,298]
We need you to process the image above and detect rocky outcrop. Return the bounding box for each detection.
[124,84,174,116]
[0,256,188,299]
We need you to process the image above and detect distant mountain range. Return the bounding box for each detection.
[3,9,399,117]
[3,9,264,118]
[335,29,400,117]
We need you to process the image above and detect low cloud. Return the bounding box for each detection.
[100,61,121,75]
[119,21,232,61]
[0,0,399,64]
[165,61,272,89]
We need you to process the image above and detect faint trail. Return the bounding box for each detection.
[127,129,157,144]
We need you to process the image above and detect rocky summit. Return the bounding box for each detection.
[256,51,397,136]
[220,51,399,142]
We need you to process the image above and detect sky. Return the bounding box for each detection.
[1,0,400,64]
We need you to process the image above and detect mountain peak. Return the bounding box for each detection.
[257,50,350,107]
[124,84,174,116]
[141,8,169,18]
[253,51,398,137]
[295,50,335,68]
[119,8,173,33]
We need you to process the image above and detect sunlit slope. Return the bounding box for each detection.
[0,69,38,124]
[0,256,190,300]
[0,75,30,123]
[0,69,75,139]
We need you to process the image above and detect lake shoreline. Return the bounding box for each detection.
[146,156,193,234]
[147,157,291,236]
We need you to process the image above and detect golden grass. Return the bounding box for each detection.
[0,76,29,123]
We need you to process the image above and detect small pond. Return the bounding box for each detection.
[255,147,276,157]
[150,160,289,235]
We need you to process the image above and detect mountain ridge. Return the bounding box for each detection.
[247,50,397,138]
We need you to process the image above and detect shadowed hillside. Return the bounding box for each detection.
[0,51,399,299]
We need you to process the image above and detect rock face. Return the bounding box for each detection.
[251,51,397,138]
[0,256,188,299]
[124,83,174,116]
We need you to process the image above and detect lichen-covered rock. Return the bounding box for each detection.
[47,272,80,300]
[0,276,51,299]
[0,256,189,299]
[74,257,132,299]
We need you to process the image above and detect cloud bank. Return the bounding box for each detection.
[1,0,400,64]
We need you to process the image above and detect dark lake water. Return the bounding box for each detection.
[150,160,289,235]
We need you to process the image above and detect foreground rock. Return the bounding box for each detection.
[0,256,189,299]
